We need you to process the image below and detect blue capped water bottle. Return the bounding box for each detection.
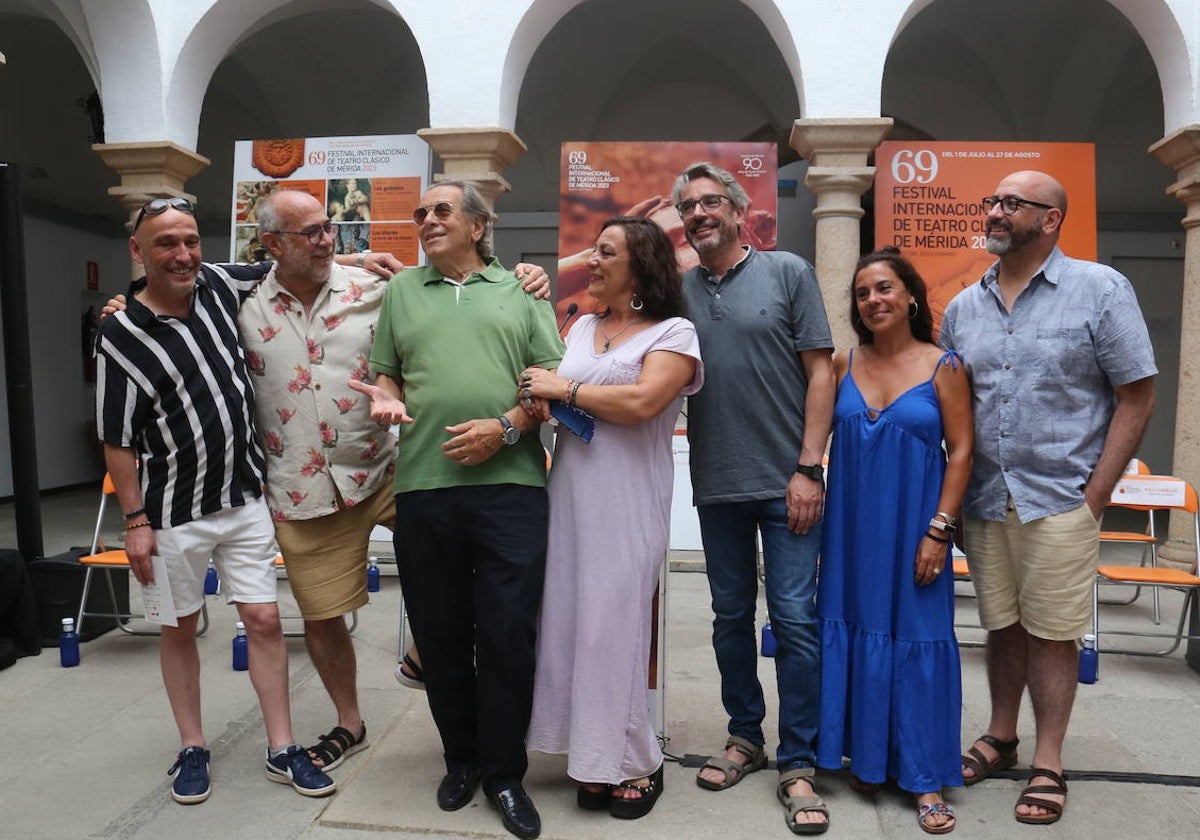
[232,621,248,671]
[203,560,219,595]
[367,556,380,593]
[1078,633,1098,684]
[60,617,80,668]
[760,622,777,657]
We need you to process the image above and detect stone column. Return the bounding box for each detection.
[93,141,210,278]
[416,127,527,210]
[789,118,893,351]
[1150,125,1200,573]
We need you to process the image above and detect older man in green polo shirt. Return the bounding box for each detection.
[351,180,561,840]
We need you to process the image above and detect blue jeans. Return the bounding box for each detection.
[698,498,821,772]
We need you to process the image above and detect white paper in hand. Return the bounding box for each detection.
[142,555,179,627]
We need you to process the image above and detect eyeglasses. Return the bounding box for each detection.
[981,195,1056,216]
[133,197,194,231]
[412,202,456,225]
[271,222,336,245]
[674,193,734,219]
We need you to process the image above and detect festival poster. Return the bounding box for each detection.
[874,141,1096,329]
[557,141,777,322]
[230,135,431,267]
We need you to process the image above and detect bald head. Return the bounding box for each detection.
[998,170,1067,221]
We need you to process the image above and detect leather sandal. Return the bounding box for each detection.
[306,722,367,771]
[695,735,767,791]
[777,768,830,835]
[1014,767,1067,825]
[961,734,1018,786]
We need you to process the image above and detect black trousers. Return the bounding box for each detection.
[394,484,548,793]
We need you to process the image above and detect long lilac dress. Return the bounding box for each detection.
[528,314,703,783]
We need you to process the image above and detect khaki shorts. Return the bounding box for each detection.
[273,483,396,621]
[963,500,1100,641]
[154,497,278,618]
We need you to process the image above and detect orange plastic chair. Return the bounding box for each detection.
[1098,458,1161,620]
[1092,475,1200,658]
[76,473,209,637]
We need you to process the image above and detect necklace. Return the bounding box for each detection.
[599,316,638,352]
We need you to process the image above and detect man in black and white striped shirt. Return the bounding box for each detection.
[95,197,335,805]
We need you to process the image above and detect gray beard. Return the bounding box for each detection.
[985,235,1012,255]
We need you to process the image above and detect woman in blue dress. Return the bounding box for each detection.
[815,247,973,834]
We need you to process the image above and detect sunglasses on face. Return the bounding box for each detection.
[412,201,456,225]
[133,197,195,231]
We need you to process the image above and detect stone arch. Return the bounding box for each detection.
[499,0,804,128]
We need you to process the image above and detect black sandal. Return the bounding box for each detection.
[307,723,367,771]
[577,782,613,810]
[609,764,664,819]
[961,734,1018,786]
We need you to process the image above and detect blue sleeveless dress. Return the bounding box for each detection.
[815,350,963,793]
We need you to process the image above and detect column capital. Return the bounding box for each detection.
[1150,126,1200,226]
[804,166,876,220]
[417,127,527,207]
[92,141,210,214]
[788,118,894,167]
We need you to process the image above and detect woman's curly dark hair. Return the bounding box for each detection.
[850,246,933,345]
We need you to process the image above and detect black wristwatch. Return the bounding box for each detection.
[795,463,824,484]
[497,415,521,446]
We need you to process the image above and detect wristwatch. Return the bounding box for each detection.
[354,249,372,269]
[497,415,521,446]
[795,463,825,483]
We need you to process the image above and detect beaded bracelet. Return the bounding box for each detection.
[125,520,151,532]
[924,530,949,544]
[563,380,576,403]
[124,507,147,521]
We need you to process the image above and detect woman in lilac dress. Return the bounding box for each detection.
[522,217,703,820]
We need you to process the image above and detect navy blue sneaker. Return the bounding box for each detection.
[265,745,336,797]
[167,746,211,804]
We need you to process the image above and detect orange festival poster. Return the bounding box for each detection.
[873,141,1096,330]
[557,141,777,322]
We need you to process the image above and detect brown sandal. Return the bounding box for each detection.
[1014,767,1067,825]
[696,735,766,790]
[960,734,1018,786]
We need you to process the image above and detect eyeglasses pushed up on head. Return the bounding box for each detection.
[133,197,195,231]
[412,201,456,225]
[674,193,734,219]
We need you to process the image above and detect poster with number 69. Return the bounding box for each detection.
[874,141,1095,331]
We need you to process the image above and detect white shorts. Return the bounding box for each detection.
[153,497,279,617]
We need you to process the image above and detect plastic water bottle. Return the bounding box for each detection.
[59,617,80,668]
[203,561,220,595]
[232,621,249,671]
[760,622,777,657]
[367,556,380,593]
[1078,633,1098,684]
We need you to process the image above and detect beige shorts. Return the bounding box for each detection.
[273,483,396,621]
[963,500,1100,641]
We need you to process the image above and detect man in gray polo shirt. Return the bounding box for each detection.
[941,170,1155,826]
[673,162,835,834]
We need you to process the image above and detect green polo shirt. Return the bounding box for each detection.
[370,259,563,493]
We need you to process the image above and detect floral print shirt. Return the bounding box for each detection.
[238,263,396,521]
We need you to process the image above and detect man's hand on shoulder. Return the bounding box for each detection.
[515,263,551,300]
[100,293,128,320]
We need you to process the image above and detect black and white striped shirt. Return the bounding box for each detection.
[95,262,271,528]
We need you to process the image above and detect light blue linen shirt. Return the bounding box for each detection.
[939,247,1156,523]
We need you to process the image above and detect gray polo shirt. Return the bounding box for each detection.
[940,247,1156,523]
[684,247,833,505]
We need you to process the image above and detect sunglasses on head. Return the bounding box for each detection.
[412,201,456,225]
[134,197,195,231]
